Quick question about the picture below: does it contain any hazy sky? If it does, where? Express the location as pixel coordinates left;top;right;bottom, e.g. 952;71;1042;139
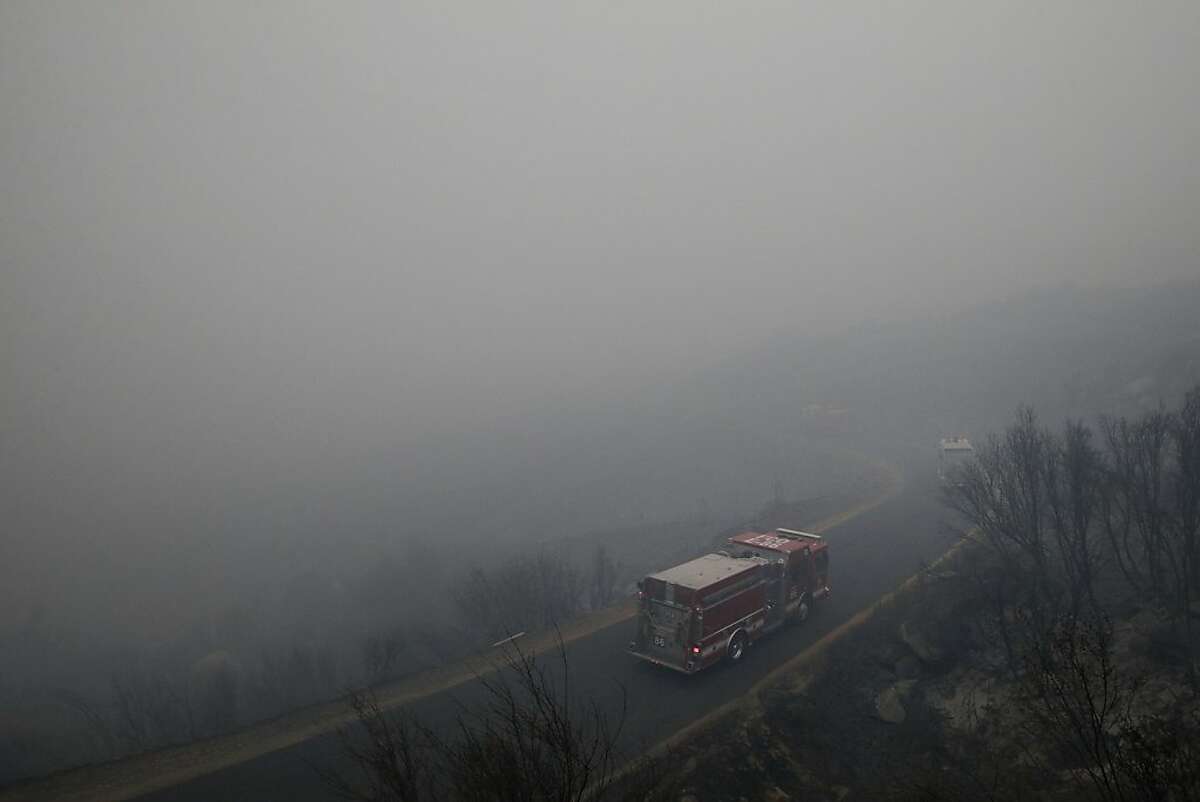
3;1;1199;489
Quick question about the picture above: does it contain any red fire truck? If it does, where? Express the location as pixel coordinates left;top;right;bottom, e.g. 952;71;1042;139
628;528;830;673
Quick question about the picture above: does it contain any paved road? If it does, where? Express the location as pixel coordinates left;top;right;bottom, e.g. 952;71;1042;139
134;455;953;801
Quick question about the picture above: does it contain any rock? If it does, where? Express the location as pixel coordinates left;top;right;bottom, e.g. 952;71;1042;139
877;679;919;724
896;654;921;679
866;640;907;672
1156;681;1187;711
764;788;791;802
900;620;944;664
877;685;908;724
925;669;995;732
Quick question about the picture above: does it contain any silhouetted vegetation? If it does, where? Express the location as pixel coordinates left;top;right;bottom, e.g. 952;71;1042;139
929;388;1200;800
319;639;677;801
454;549;586;641
946;388;1200;688
589;544;622;610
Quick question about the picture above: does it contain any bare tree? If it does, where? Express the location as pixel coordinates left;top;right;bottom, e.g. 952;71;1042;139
319;638;675;801
1116;707;1200;802
946;398;1200;675
109;667;196;752
589;545;620;610
944;407;1064;672
1101;408;1173;601
363;627;409;682
442;643;625;802
317;691;435;802
1010;610;1200;802
1012;612;1136;801
1102;389;1200;687
1045;419;1105;618
55;688;119;762
1169;388;1200;688
455;550;584;641
905;610;1200;802
946;409;1055;582
944;391;1200;800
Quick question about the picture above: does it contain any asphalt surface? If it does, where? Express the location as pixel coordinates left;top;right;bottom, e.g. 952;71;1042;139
132;454;953;801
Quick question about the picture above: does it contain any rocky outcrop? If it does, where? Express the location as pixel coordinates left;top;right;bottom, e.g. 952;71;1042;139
924;667;998;733
895;654;921;679
876;679;917;724
899;619;944;664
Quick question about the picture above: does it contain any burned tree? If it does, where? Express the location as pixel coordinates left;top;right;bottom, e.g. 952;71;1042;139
1045;419;1106;618
1102;388;1200;688
942;389;1200;800
589;544;620;610
455;550;585;641
319;639;675;802
943;407;1064;673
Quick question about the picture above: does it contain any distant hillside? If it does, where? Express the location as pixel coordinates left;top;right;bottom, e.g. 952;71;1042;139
686;280;1200;448
328;280;1200;558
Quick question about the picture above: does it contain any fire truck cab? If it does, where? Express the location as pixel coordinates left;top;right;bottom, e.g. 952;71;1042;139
726;528;830;628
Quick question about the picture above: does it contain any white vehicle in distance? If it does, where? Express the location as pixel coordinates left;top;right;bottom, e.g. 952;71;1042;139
938;436;974;484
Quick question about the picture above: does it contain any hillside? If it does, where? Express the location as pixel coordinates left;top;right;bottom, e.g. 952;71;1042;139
663;541;1198;801
660;381;1200;802
689;280;1200;445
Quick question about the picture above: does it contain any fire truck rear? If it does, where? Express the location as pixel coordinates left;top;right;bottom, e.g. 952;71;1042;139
628;553;768;673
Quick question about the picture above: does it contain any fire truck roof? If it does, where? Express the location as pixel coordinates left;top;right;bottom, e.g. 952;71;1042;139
729;529;827;554
648;553;764;590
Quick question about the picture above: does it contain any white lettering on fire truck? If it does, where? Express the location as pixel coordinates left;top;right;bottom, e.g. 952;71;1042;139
747;534;791;549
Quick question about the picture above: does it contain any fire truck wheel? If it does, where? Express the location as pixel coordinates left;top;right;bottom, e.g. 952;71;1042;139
795;596;811;623
727;631;747;662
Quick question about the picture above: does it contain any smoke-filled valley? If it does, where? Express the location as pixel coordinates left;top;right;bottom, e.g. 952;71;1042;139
3;2;1199;798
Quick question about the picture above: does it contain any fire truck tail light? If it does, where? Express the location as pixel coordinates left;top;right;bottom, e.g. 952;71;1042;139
691;645;701;655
